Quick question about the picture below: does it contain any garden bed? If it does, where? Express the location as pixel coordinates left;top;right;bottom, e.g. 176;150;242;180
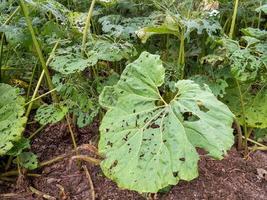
1;122;266;200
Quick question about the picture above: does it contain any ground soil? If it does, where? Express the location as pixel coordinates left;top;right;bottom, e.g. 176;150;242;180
0;122;266;200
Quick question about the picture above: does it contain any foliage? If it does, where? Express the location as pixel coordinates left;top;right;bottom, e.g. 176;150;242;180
15;151;38;170
35;103;68;125
0;0;266;194
0;83;27;156
99;52;234;192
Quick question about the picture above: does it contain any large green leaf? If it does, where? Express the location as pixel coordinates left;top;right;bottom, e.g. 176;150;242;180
98;52;234;193
0;84;27;156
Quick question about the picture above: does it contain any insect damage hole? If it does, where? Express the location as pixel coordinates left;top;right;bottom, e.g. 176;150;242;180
197;101;209;112
182;112;200;122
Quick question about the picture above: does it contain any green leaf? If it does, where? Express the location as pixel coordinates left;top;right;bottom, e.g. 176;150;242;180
98;52;234;193
35;103;68;125
50;52;98;74
241;28;267;40
224;83;267;128
52;73;99;128
254;128;267;142
190;75;228;98
256;4;267;14
0;84;27;156
230;49;261;82
17;152;38;170
99;86;118;109
50;39;136;74
99;14;159;40
90;39;137;62
25;0;69;23
7;137;30;156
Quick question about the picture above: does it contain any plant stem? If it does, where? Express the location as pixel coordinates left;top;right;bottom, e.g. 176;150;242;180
178;32;185;79
81;0;97;56
82;165;95;200
257;1;262;28
66;115;78;150
235;79;248;155
19;0;57;102
235;119;243;150
28;125;45;140
3;7;20;25
25;41;59;118
25;88;57;107
242;136;267;148
0;34;4;82
26;61;38;100
229;0;239;39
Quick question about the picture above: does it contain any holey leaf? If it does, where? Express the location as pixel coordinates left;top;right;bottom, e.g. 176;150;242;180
0;84;27;156
98;52;234;193
35;103;68;125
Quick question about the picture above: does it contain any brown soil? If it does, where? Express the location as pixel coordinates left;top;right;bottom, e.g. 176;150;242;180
0;122;266;200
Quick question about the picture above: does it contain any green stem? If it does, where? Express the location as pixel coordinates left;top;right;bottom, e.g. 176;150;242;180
26;61;38;100
25;88;57;106
235;79;248;155
19;0;57;102
25;41;59;118
81;0;97;56
0;34;4;82
66;115;78;150
235;119;243;150
257;1;262;28
28;125;45;140
229;0;239;39
178;32;185;79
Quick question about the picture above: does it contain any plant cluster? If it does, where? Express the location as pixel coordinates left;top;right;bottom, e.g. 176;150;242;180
0;0;266;193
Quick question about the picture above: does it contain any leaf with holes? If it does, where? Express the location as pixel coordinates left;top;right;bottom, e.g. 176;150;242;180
98;52;234;193
35;103;68;125
16;152;38;170
50;52;98;75
0;84;27;156
7;137;30;156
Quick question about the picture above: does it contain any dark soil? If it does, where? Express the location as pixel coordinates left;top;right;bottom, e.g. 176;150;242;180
0;122;266;200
